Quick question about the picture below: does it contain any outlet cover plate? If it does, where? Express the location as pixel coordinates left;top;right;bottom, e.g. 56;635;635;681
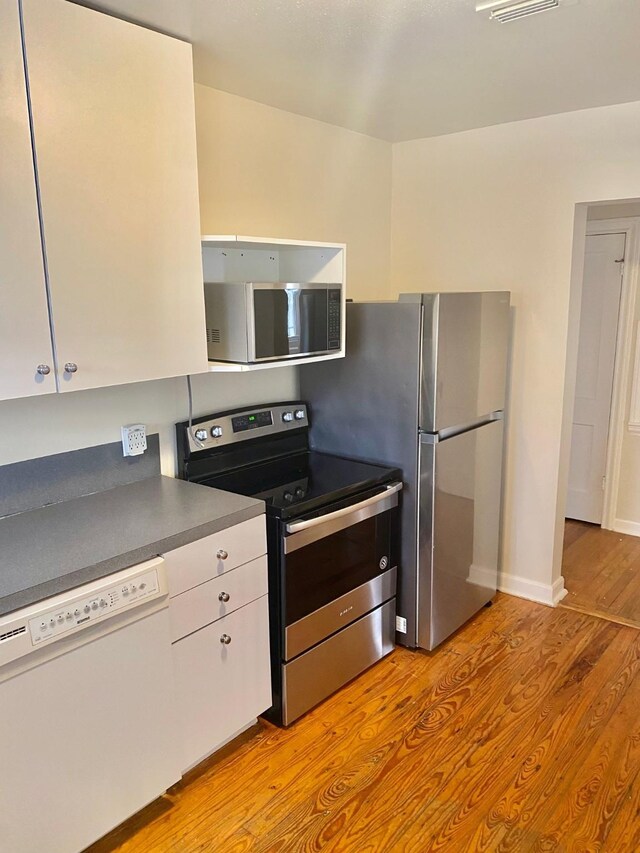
121;424;147;457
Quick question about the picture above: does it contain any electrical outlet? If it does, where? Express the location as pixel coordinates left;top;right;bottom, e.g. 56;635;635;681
395;615;407;634
121;424;147;457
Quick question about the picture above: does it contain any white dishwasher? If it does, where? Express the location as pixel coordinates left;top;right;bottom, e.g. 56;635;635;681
0;557;181;853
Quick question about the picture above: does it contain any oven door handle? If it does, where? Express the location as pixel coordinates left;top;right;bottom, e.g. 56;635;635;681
285;482;403;535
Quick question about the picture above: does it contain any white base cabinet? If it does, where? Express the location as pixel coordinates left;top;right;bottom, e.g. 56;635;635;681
173;595;271;772
164;516;272;773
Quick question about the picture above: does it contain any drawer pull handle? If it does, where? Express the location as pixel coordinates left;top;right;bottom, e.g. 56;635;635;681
220;633;232;645
217;549;229;560
218;592;230;603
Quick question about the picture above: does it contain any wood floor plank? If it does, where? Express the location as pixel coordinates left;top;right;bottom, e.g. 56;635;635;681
469;621;640;852
307;613;614;853
87;595;640;853
562;520;640;627
247;606;601;852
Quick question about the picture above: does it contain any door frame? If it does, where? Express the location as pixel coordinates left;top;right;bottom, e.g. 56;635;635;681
585;218;640;530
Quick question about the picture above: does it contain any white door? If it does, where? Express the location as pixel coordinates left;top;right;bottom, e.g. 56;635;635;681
566;232;625;523
21;0;207;393
0;0;56;400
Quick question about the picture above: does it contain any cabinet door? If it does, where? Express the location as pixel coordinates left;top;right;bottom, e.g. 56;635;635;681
21;0;207;393
0;0;55;400
173;595;272;772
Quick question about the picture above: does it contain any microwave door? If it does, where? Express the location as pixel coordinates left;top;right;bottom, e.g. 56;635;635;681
252;288;291;360
299;289;329;355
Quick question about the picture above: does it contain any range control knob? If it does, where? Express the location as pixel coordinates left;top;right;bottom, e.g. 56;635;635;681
194;429;208;442
284;491;294;502
66;612;73;621
84;605;91;614
295;487;305;498
282;412;294;423
91;601;99;610
211;425;223;438
99;599;107;608
57;614;65;624
294;409;305;420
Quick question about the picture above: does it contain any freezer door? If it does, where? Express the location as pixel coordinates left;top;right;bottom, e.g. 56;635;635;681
417;418;504;651
403;292;510;433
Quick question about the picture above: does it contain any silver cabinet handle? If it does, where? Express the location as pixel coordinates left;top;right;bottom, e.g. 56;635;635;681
220;633;231;645
36;364;51;375
217;549;228;560
218;591;230;603
64;362;78;374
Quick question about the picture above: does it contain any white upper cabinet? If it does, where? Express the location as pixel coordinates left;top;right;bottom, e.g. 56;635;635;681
20;0;208;393
0;0;56;400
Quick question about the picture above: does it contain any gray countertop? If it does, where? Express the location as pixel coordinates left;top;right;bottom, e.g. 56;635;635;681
0;476;264;617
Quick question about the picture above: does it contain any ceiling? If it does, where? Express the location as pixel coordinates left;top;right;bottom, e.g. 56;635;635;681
75;0;640;142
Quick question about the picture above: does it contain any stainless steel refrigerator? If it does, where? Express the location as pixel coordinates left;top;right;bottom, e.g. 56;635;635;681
299;291;511;651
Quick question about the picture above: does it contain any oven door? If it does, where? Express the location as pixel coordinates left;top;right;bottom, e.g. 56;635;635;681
249;283;342;361
282;482;401;660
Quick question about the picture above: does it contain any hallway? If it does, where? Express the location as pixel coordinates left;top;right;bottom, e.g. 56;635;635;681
562;519;640;628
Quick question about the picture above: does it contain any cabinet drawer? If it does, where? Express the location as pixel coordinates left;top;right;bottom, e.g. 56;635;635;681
169;556;268;642
164;515;266;597
173;595;272;772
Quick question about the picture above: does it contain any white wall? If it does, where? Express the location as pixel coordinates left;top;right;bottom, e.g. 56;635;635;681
0;85;392;473
391;100;640;603
195;85;392;301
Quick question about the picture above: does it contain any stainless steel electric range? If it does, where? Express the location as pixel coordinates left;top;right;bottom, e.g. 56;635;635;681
176;401;402;725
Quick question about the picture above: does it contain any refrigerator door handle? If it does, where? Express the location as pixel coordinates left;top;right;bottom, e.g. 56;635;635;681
420;411;504;444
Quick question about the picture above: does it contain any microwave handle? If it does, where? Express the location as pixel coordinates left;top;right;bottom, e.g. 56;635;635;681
285;482;403;534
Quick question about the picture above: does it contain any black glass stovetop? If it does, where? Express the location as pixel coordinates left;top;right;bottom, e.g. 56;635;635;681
200;451;401;520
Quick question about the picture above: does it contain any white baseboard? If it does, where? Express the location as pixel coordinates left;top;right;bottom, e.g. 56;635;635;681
497;573;567;607
612;518;640;538
467;564;497;588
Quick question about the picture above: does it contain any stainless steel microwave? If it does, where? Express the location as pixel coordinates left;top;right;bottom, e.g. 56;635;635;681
204;281;343;364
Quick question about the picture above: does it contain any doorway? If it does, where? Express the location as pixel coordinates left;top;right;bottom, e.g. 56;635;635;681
565;230;625;525
562;209;640;626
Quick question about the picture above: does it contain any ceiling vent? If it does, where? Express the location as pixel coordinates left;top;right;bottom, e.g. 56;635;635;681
476;0;571;23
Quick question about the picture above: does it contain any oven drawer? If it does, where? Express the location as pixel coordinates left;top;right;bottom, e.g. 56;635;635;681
163;515;267;597
281;598;395;725
169;555;268;642
285;566;396;660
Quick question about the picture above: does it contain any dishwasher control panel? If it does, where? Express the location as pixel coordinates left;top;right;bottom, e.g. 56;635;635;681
29;567;160;645
0;558;167;671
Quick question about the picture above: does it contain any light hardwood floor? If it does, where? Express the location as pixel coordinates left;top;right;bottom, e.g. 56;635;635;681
562;519;640;627
88;593;640;853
